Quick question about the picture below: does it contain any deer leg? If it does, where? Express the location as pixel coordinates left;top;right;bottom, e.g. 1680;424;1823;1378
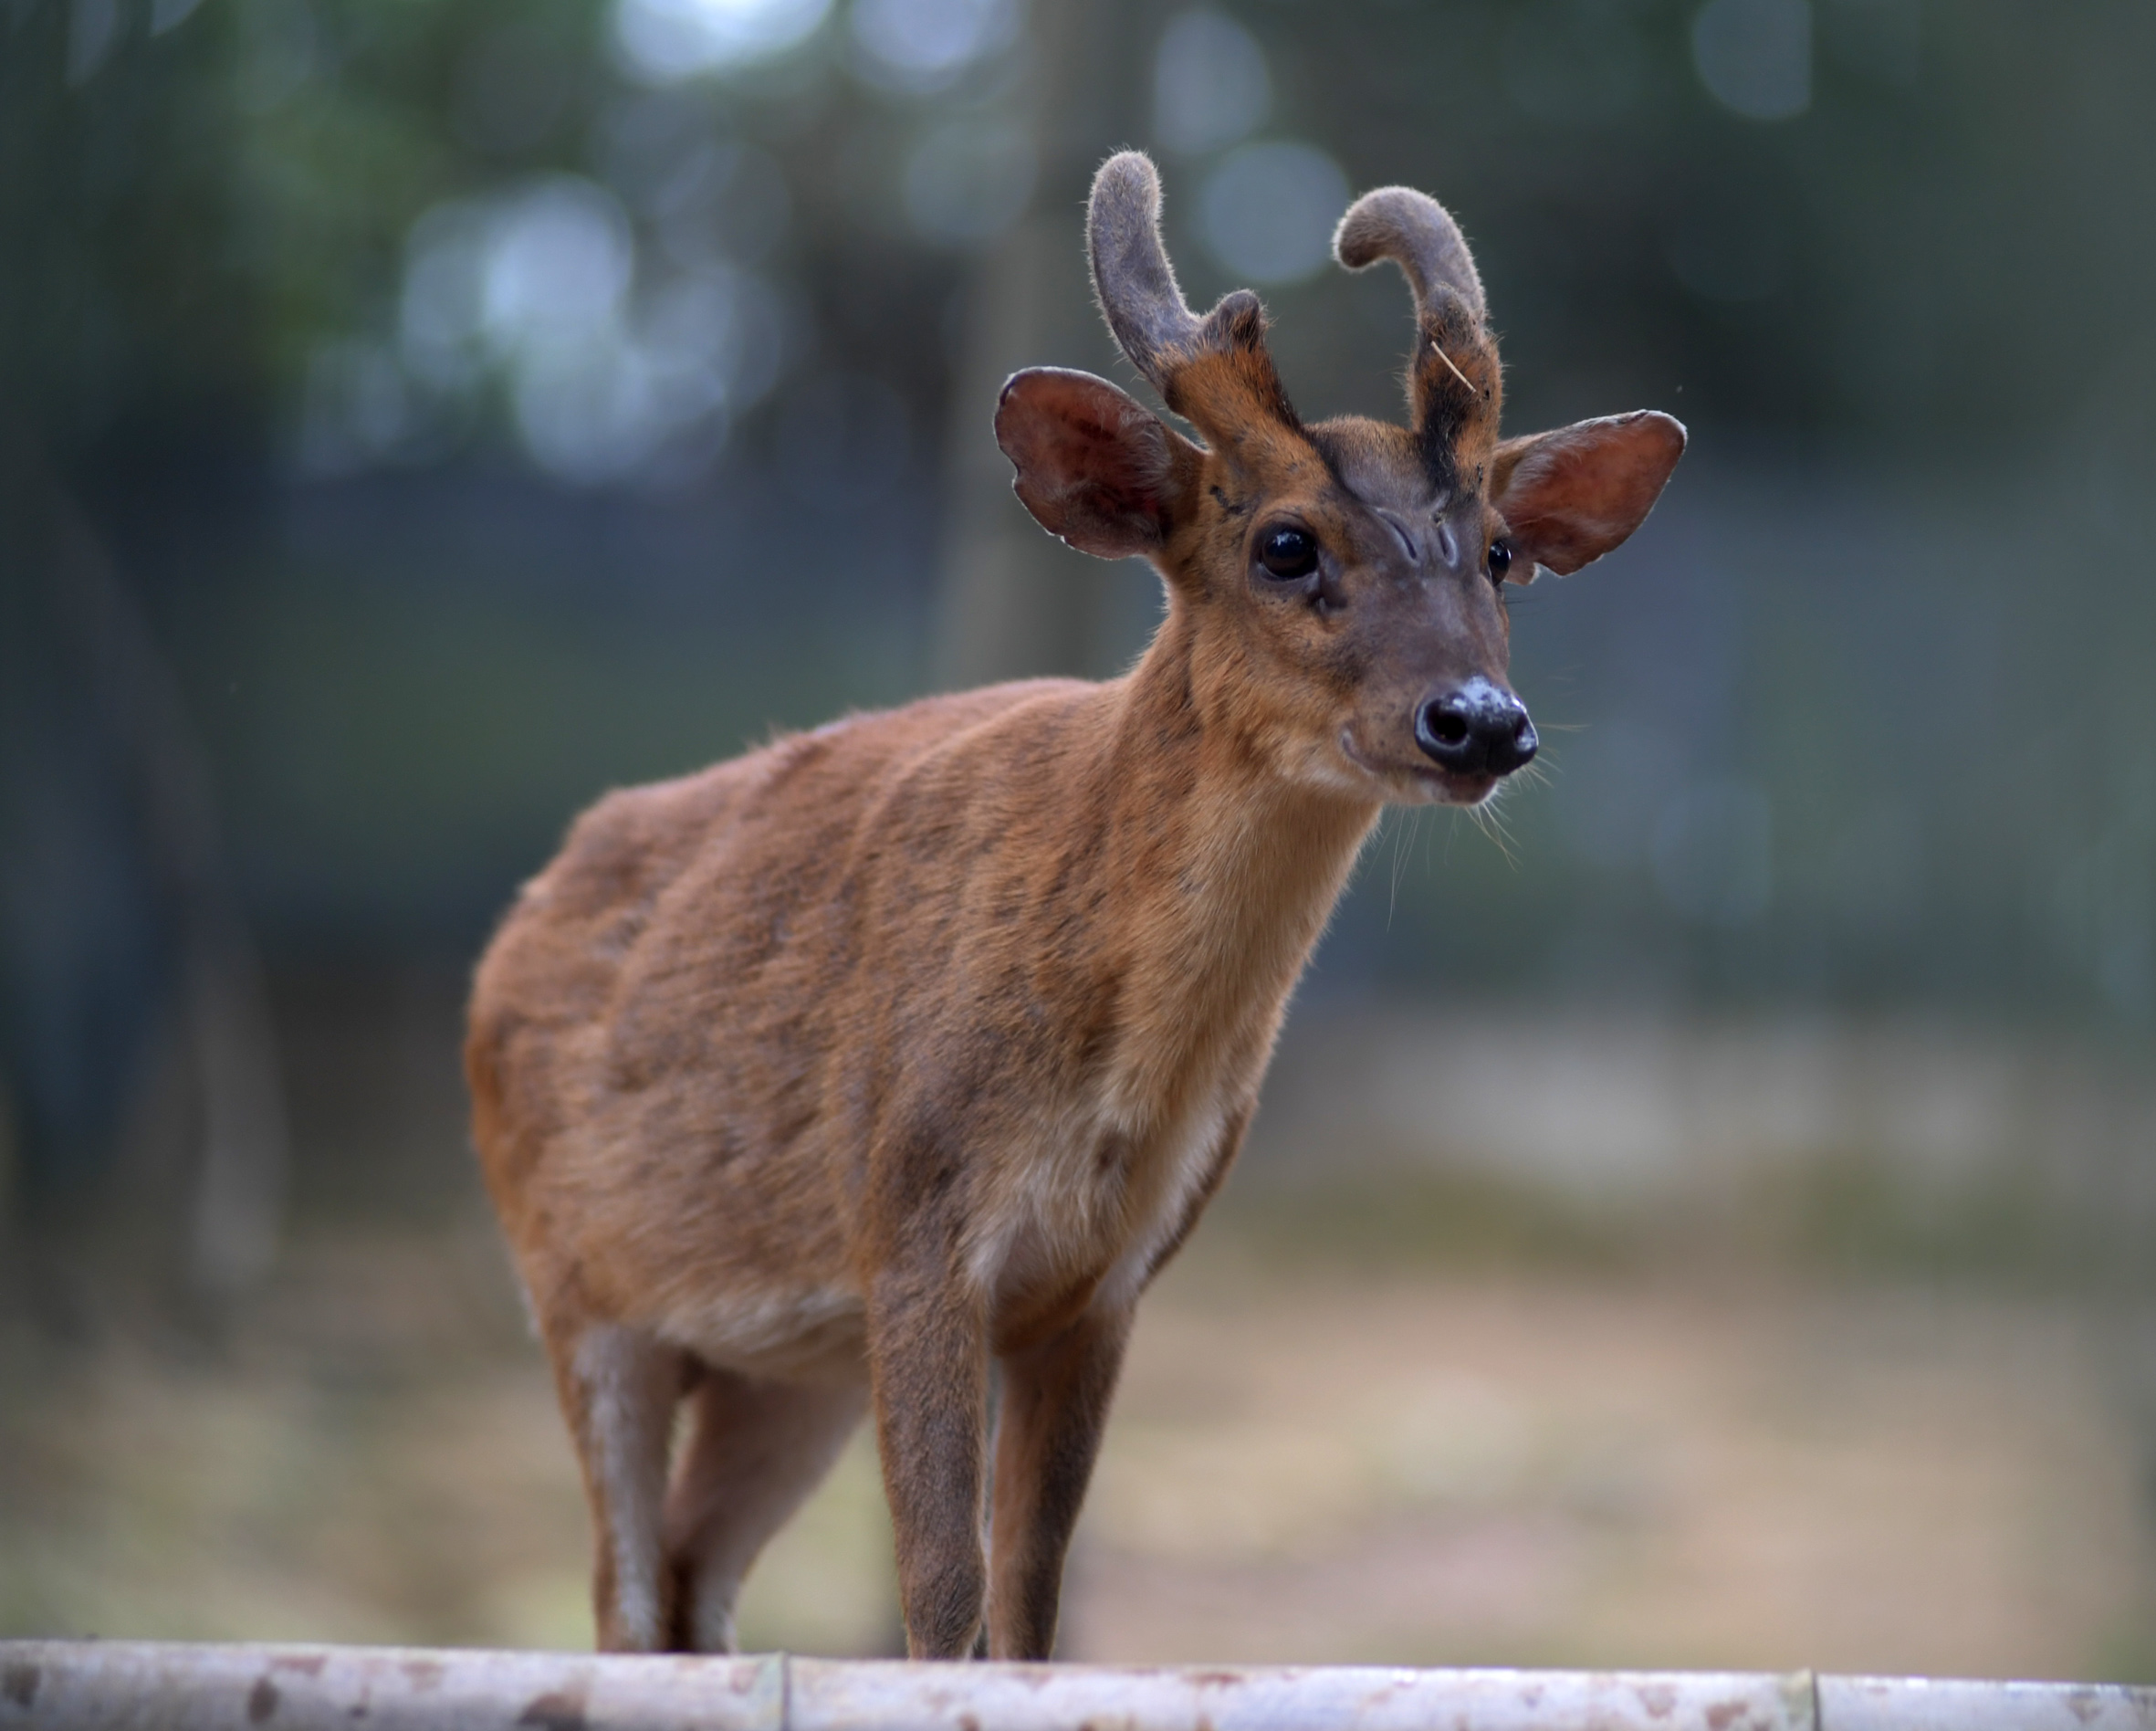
661;1369;867;1652
983;1306;1133;1660
553;1322;688;1652
867;1269;990;1659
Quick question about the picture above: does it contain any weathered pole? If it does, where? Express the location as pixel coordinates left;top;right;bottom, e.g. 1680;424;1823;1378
4;1644;2152;1731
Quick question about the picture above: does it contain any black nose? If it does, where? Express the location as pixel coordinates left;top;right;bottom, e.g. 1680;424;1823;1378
1415;678;1538;776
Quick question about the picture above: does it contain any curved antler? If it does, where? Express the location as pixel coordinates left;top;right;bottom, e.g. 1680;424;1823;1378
1086;152;1299;439
1333;185;1485;326
1334;184;1500;486
1087;152;1202;401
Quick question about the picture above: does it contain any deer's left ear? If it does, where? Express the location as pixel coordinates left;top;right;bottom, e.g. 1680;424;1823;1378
1490;411;1686;577
996;367;1202;561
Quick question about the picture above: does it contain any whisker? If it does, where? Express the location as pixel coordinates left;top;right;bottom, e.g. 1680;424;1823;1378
1486;782;1531;857
1468;800;1521;870
1387;805;1410;928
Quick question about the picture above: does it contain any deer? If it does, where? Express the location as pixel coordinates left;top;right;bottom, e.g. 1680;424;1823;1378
466;150;1684;1663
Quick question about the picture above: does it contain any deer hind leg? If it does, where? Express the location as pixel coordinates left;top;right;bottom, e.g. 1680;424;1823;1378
661;1369;868;1652
554;1322;690;1652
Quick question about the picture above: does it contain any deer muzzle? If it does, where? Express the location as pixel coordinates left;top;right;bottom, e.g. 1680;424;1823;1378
1414;676;1538;778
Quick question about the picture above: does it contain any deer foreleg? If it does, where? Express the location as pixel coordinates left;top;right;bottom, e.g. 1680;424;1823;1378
868;1264;990;1659
985;1305;1133;1660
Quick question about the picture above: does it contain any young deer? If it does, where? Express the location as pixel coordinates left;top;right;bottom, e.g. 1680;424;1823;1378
466;152;1683;1663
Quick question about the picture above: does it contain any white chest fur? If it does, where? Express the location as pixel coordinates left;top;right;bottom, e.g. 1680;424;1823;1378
962;1076;1236;1323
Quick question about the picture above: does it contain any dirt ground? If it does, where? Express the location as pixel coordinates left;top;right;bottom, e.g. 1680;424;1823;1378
3;1217;2151;1681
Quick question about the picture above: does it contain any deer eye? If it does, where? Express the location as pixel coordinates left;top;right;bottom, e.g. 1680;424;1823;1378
1487;539;1513;585
1257;525;1319;582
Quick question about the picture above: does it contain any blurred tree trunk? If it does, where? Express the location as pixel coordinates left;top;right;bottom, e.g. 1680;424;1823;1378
0;427;288;1294
930;0;1161;691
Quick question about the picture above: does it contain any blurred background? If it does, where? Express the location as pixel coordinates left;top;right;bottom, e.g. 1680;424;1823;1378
4;0;2154;1681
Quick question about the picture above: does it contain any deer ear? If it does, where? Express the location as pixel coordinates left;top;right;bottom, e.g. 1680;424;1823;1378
996;367;1198;560
1490;410;1686;577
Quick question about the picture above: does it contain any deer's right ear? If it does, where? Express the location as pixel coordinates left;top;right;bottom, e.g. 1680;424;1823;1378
997;367;1198;560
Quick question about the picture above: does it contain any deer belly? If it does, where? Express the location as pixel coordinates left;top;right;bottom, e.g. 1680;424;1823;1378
655;1283;868;1382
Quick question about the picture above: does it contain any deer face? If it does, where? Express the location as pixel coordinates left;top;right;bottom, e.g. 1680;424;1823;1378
997;153;1685;807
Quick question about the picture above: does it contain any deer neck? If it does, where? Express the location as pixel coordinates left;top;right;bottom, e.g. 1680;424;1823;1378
1096;608;1381;1103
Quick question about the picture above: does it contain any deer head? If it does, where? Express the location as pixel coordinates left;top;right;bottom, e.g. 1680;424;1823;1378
995;151;1685;806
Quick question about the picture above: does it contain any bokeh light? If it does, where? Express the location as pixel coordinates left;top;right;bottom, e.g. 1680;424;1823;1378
610;0;832;82
1152;8;1271;158
1198;139;1348;284
375;177;786;483
849;0;1022;93
1692;0;1813;121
